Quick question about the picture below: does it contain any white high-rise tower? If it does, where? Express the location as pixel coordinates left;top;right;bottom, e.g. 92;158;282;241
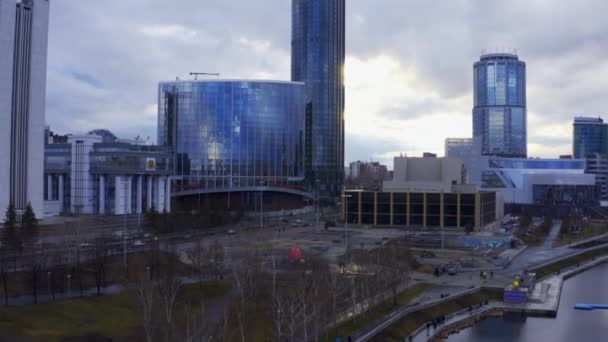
0;0;49;217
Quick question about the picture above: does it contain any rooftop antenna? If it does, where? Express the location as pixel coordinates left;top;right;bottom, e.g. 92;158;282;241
190;72;220;80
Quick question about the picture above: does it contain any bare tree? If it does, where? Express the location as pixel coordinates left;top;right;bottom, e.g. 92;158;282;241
207;240;224;280
157;268;182;341
136;279;157;342
187;238;207;284
230;245;262;342
26;247;48;304
378;243;412;306
93;236;109;296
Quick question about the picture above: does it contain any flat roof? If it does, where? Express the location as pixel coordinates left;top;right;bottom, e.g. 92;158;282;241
159;79;306;86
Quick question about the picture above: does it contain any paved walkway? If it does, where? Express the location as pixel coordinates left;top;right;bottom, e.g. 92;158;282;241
542;222;562;249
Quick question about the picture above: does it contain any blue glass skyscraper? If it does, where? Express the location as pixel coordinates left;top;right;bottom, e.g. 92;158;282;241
291;0;345;195
473;53;527;158
573;117;608;158
158;80;306;192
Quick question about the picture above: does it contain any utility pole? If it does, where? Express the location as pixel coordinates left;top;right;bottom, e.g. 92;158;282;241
123;177;129;267
316;179;321;227
260;181;265;232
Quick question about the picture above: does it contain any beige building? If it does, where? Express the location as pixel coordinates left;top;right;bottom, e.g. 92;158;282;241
384;155;467;192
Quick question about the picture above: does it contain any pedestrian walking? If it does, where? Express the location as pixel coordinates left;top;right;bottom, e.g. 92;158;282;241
490;271;494;279
432;320;437;330
479;271;483;279
426;322;430;336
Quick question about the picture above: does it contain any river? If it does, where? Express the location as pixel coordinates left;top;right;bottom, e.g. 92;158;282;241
448;262;608;342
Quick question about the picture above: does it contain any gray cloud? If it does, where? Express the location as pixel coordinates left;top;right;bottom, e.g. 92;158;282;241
46;0;608;164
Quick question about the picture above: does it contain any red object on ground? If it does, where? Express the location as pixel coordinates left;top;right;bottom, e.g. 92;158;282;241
288;246;303;263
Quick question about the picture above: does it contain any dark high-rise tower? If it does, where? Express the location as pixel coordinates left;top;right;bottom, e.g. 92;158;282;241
291;0;345;196
473;52;527;158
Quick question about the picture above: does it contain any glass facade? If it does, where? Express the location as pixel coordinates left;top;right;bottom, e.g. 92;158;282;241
573;117;608;159
473;53;527;157
292;0;345;195
158;80;306;192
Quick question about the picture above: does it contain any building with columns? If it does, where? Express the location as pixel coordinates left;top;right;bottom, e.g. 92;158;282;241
44;130;172;216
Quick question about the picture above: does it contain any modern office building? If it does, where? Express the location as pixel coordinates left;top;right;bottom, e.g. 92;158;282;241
573;117;608;158
572;117;608;201
473;52;527;158
476;157;596;205
158;80;311;211
444;138;484;184
44;130;172;216
348;155;503;229
342;190;498;230
292;0;346;196
0;0;49;217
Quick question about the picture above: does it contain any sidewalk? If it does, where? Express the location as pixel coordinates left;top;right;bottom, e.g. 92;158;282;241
410;302;499;342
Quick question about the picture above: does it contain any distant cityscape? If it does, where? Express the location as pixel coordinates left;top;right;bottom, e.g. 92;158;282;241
2;1;608;342
2;0;607;220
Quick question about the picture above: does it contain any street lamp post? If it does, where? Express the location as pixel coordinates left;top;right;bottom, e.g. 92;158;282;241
259;181;265;232
67;274;71;298
316;180;321;227
342;194;352;251
123;178;129;267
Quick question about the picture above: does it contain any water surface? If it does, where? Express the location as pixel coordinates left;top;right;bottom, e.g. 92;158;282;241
448;262;608;342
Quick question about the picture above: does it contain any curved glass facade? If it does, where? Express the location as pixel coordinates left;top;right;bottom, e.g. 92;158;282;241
292;0;345;195
158;80;306;192
473;53;527;157
573;117;608;158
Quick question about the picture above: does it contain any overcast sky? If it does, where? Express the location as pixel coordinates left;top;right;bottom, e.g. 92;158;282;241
46;0;608;168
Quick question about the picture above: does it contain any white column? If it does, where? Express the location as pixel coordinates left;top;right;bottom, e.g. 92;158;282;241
99;175;105;214
47;174;53;200
155;177;165;212
147;176;153;211
58;175;64;212
114;176;122;215
165;176;171;213
126;176;132;215
137;175;143;214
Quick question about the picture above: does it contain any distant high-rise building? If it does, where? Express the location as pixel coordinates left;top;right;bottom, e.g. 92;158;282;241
473;52;527;158
573;117;608;201
0;0;49;216
291;0;345;196
445;138;481;184
572;117;608;159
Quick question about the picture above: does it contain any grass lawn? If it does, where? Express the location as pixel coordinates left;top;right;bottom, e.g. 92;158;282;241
322;283;431;342
519;234;542;247
370;289;503;342
0;279;232;342
532;247;608;279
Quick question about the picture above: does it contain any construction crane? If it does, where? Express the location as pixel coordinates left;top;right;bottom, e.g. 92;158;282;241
189;72;220;80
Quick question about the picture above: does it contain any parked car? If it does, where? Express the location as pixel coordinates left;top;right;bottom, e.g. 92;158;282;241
227;229;236;235
133;240;146;247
